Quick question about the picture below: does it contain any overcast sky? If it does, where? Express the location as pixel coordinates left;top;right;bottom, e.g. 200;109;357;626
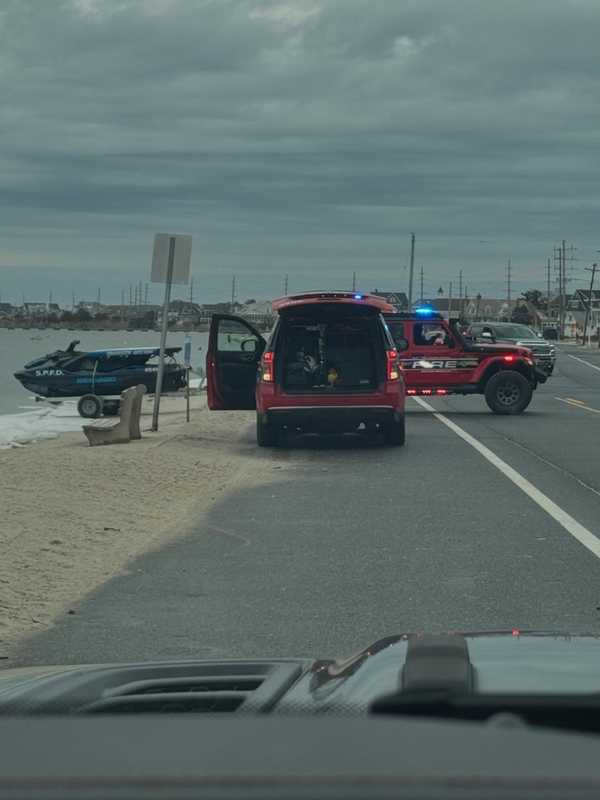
1;0;600;305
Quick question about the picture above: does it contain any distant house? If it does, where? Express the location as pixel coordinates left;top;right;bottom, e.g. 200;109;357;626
460;298;516;322
23;302;49;316
569;289;600;312
372;291;409;310
0;302;16;318
168;300;202;319
200;302;235;315
77;301;102;315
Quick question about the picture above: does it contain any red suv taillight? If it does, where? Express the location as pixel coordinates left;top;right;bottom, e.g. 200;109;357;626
261;350;274;382
386;349;400;382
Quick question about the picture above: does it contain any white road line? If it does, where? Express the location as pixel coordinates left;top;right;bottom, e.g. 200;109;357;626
568;354;600;373
413;397;600;560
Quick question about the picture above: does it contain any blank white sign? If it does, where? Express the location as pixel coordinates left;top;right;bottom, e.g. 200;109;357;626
151;233;192;285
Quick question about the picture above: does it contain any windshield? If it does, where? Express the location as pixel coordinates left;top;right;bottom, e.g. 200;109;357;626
492;325;538;339
2;0;600;699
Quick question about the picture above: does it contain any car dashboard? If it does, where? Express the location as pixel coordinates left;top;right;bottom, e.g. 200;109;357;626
3;633;600;800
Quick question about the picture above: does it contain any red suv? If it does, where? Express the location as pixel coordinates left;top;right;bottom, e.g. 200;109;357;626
206;292;406;447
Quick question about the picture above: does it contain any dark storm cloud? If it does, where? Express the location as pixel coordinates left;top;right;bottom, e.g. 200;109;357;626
1;0;599;302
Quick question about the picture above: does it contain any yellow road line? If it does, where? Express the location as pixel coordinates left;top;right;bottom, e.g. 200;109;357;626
555;397;600;415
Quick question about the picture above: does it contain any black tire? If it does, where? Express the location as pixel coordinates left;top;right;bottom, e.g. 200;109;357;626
77;394;103;418
386;415;406;446
484;370;533;414
256;414;276;447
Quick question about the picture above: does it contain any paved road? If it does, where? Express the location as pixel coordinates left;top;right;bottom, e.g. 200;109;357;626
12;345;600;664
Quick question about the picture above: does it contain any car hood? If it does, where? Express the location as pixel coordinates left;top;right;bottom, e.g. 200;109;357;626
464;342;531;356
2;632;600;714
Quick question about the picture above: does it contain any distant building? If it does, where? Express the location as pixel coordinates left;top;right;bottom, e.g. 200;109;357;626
23;302;49;316
0;302;16;318
372;291;409;310
459;297;516;322
77;301;102;314
169;300;202;319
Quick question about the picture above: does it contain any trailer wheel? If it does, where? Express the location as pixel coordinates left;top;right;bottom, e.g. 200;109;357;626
77;394;103;418
484;370;532;414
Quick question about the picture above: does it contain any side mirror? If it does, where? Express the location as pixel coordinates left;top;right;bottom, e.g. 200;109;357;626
241;338;257;353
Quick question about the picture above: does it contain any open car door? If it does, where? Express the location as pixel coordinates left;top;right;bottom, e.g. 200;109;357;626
206;315;266;409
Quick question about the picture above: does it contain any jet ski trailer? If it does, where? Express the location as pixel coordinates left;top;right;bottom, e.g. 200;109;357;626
14;340;187;418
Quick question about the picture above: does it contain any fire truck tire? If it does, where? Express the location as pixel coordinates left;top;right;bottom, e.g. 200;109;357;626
484;370;532;414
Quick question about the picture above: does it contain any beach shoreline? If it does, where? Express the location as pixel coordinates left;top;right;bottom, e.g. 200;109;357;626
1;395;270;658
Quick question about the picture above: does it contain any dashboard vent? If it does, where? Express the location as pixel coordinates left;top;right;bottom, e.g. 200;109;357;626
78;662;303;714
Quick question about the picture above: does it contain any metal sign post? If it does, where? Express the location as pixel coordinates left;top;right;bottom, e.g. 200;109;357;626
184;334;192;423
150;233;192;432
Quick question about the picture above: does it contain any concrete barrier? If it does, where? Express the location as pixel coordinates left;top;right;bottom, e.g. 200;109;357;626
129;385;146;440
83;385;144;446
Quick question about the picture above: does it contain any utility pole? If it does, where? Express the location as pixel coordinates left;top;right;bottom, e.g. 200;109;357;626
448;281;453;320
231;275;236;311
546;257;551;316
419;266;424;302
506;258;512;305
458;269;463;316
138;280;143;307
561;240;567;338
352;271;356;292
554;245;563;337
407;233;416;309
129;284;133;306
189;277;194;304
144;283;149;306
97;287;101;306
284;274;289;295
72;291;75;310
583;264;597;346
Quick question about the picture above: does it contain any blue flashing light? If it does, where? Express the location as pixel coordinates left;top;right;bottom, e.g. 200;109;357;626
414;306;435;315
353;293;364;300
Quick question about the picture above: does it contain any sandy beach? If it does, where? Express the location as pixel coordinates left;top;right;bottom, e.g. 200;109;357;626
0;395;271;657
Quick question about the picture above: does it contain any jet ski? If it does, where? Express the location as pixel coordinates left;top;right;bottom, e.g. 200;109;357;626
14;340;187;414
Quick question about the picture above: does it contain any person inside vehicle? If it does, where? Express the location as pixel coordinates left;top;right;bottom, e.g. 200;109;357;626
414;323;452;347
